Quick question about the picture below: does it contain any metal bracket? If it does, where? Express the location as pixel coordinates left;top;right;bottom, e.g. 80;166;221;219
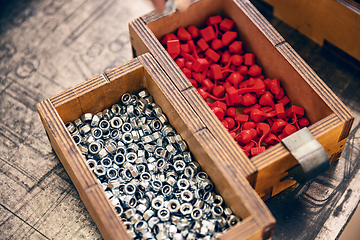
281;127;330;183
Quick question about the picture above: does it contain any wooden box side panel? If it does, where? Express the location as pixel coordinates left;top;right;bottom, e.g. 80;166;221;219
36;100;97;191
253;114;345;199
261;0;360;61
80;186;130;240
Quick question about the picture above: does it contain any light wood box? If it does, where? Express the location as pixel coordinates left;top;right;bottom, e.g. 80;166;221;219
37;53;275;240
129;0;354;200
254;0;360;61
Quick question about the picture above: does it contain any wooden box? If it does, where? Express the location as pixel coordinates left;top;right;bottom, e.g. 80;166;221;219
253;0;360;61
129;0;354;200
37;53;275;240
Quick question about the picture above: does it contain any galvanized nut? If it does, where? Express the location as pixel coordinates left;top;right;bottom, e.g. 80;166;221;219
191;208;203;220
167;199;180;213
151;196;164;210
180;203;193;216
157;208;170;222
86;159;97;171
143;209;155;221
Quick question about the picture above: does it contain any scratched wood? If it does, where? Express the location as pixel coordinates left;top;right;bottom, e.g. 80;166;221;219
128;0;354;200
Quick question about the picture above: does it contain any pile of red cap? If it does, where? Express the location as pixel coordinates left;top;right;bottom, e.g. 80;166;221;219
161;15;310;157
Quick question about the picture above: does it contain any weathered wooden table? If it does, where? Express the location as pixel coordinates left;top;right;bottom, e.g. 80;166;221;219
0;0;359;239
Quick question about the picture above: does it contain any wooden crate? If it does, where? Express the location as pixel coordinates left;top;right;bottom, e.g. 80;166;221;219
129;0;354;200
253;0;360;61
37;53;275;240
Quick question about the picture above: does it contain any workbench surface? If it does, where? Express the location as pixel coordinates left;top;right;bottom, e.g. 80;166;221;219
0;0;359;239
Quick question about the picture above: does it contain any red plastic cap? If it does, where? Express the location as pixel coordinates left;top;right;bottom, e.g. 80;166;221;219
206;15;222;25
205;48;221;62
229;41;243;54
219;18;235;32
187;26;199;39
222;31;237;46
200;26;216;42
161;33;178;45
244;53;255;65
177;27;192;41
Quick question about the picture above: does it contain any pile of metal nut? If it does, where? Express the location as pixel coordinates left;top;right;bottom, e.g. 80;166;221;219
65;90;241;240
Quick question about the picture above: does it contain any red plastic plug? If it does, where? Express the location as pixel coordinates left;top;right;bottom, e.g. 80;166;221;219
175;58;185;68
200;26;216;42
226;107;236;118
187;26;199;39
240;93;257;106
210;64;222;80
211;38;223;50
167;39;180;59
275;103;286;119
286;105;304;118
248;64;262;77
222;31;237;46
161;33;178;45
212;106;225;120
205;48;221;62
229;41;242;54
197;38;209;51
244;53;255;65
259;91;275;108
219;18;235;32
193;58;209;72
206;15;222;25
177;27;192;41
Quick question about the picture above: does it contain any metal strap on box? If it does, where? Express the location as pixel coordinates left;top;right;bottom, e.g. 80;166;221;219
281;127;330;183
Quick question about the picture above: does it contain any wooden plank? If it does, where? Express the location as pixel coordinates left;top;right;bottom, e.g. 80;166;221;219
36;99;97;192
260;0;360;61
193;128;275;238
81;185;131;240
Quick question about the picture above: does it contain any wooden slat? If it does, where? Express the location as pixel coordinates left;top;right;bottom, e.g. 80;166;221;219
231;0;285;46
276;43;354;123
82;185;131;240
219;217;262;240
194;129;275;237
36;99;97;190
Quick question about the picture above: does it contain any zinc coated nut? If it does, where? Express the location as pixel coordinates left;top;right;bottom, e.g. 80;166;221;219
99;119;110;131
131;213;142;224
65;122;76;133
213;195;223;206
191;208;203;220
126;152;137;163
91;114;101;127
212;206;224;217
72;134;82;145
180;190;193;203
124;183;136;195
134;220;148;234
107;168;118;179
151;197;164;210
81;113;93;122
180;203;193;216
148;217;160;229
122;132;133;144
167;199;180;213
86;159;97;171
94;165;106;177
157;208;170;222
124;208;136;219
114;204;123;216
113;153;126;165
91;127;103;139
122;122;132;133
227;215;240;227
100;157;112;168
143;209;155;221
73;118;83;127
